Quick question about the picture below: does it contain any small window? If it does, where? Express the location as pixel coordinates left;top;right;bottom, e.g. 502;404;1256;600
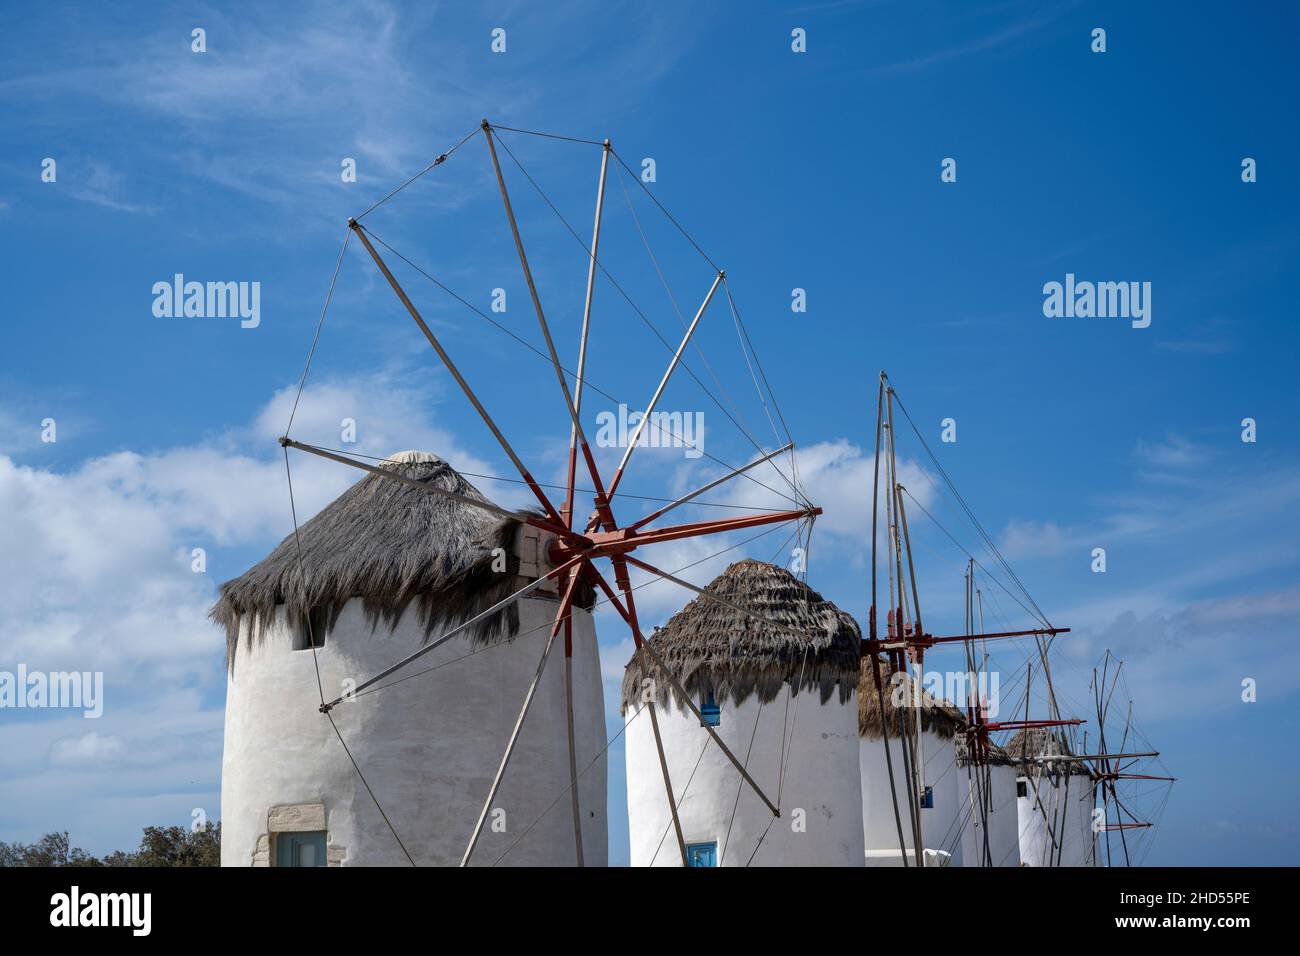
920;785;934;809
700;687;720;727
686;841;717;867
1017;779;1028;798
295;607;329;650
277;831;327;867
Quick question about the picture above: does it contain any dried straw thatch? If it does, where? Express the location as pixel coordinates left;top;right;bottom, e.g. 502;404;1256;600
953;733;1013;767
619;560;860;714
211;450;587;669
1005;727;1090;776
857;658;967;740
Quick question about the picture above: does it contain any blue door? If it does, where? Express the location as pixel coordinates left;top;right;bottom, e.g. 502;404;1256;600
277;831;327;867
686;841;717;867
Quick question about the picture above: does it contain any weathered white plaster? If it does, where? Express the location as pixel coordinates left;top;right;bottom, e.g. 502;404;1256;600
1016;772;1097;867
860;730;965;866
958;763;1020;867
221;593;606;866
625;687;864;866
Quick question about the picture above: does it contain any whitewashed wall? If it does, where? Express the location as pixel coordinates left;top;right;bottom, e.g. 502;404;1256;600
1059;774;1099;867
221;595;606;866
959;763;1021;867
625;687;863;866
1016;772;1097;867
861;730;963;866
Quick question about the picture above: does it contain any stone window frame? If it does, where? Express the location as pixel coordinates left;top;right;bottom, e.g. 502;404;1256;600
250;802;346;867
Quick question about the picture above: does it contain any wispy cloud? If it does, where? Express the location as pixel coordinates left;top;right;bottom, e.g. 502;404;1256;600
859;0;1081;77
1134;434;1210;470
62;160;148;213
0;1;702;226
0;368;520;851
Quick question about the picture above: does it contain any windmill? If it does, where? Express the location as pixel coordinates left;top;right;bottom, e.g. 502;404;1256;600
277;120;819;867
1084;650;1177;866
861;371;1077;866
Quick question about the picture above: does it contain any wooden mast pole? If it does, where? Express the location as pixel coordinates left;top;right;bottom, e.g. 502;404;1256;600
896;482;927;866
973;566;993;865
868;372;910;865
559;136;611;869
885;385;924;865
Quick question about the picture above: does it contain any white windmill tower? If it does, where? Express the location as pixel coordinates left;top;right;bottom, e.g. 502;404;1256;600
1007;728;1097;867
858;657;967;866
214;451;607;866
954;735;1021;867
621;560;863;867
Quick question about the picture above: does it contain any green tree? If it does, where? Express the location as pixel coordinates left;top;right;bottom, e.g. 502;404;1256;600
0;821;220;867
132;823;221;867
0;831;103;867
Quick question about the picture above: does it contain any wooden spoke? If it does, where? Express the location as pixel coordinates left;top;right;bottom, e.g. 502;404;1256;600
483;121;614;523
626;442;794;532
605;272;724;504
318;553;585;710
461;568;584;866
348;221;568;528
588;564;780;820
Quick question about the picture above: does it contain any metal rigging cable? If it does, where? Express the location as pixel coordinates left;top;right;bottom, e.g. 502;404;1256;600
491;129;808;506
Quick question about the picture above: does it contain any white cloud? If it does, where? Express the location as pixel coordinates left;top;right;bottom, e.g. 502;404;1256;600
49;731;126;766
0;2;703;224
723;438;933;547
1135;434;1209;470
1054;585;1300;724
0;369;531;852
1000;518;1070;560
63;160;148;214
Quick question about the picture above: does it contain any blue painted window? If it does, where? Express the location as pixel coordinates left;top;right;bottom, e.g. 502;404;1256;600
686;841;717;867
277;831;327;867
920;786;934;809
700;687;720;727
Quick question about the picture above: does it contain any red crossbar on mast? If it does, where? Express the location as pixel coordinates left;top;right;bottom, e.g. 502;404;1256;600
984;718;1086;732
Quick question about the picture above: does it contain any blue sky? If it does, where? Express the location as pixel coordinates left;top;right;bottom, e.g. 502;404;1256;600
1;0;1297;866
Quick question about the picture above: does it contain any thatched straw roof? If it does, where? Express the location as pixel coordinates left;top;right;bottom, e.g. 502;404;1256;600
619;560;860;714
1005;728;1090;776
953;734;1013;767
211;450;583;669
857;658;968;739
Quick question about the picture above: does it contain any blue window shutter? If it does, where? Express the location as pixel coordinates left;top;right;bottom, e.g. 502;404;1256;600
686;841;717;867
920;786;934;809
700;687;721;727
277;831;327;867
